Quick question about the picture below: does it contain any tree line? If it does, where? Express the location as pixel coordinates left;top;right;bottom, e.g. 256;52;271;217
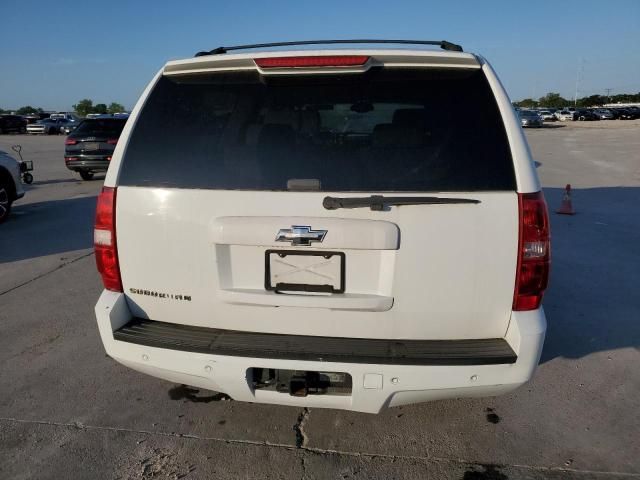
514;92;640;109
0;99;126;116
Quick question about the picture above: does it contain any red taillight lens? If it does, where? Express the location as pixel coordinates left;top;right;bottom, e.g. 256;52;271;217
513;192;550;311
94;187;122;292
65;138;77;145
255;55;369;68
107;138;118;145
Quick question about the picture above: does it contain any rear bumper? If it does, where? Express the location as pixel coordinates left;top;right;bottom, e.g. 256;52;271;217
65;157;110;171
95;291;546;413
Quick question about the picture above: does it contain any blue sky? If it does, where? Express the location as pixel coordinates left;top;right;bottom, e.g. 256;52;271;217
1;0;638;111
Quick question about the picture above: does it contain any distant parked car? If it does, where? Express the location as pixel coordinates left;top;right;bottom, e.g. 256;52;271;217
600;109;622;120
611;108;637;120
574;109;599;121
50;112;81;122
64;118;127;180
519;110;543;127
592;109;614;120
538;110;556;121
27;118;66;134
23;115;41;125
60;122;79;135
626;106;640;118
60;122;81;135
555;110;574;121
0;115;27;134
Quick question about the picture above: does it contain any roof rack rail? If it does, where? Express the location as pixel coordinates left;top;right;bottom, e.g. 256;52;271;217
194;39;463;57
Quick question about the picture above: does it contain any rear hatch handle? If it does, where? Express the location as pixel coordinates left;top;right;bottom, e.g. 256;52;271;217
323;195;480;211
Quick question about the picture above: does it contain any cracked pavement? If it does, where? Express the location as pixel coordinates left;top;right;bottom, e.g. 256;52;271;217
1;128;639;479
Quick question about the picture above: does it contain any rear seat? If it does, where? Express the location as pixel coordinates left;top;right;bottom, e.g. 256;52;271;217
364;109;434;188
225;109;325;188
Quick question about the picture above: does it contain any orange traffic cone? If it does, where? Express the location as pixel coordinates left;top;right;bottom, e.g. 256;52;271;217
556;184;575;215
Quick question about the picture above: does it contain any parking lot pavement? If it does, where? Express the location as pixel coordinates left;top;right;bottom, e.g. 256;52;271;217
1;126;639;479
0;135;102;294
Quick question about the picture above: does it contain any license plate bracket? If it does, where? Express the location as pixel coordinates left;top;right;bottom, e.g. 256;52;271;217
265;250;345;294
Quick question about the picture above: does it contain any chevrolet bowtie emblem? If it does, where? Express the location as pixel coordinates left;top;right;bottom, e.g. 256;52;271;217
275;225;327;246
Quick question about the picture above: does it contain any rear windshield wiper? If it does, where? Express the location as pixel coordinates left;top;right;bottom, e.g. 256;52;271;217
323;195;480;211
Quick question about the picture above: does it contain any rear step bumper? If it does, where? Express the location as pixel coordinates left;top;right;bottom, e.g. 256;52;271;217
113;318;517;366
96;291;546;413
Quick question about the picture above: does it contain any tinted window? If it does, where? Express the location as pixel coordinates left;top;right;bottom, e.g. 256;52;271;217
73;119;126;136
119;68;515;191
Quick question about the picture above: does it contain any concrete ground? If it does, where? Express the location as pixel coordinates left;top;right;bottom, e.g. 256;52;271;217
0;122;639;479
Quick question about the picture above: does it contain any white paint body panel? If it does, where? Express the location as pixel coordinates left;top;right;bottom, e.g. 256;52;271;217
116;188;518;339
212;216;399;250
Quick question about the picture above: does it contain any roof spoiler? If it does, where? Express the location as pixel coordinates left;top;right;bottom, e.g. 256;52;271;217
194;39;463;57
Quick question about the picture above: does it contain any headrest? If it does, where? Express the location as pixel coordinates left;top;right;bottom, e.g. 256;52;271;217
244;124;262;145
392;108;428;129
264;109;299;128
372;124;400;147
258;124;295;148
372;123;426;148
299;110;320;134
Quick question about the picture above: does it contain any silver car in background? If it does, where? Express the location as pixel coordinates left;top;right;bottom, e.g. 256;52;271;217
538;110;556;121
519;110;544;127
593;109;614;120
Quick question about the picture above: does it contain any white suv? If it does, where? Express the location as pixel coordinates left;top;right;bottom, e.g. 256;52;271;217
93;40;549;413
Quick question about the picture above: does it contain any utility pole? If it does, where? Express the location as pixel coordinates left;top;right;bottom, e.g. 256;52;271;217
574;58;585;107
605;88;612;104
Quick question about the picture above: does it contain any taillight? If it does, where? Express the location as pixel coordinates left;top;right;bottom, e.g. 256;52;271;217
513;192;550;311
107;138;118;145
94;187;122;292
65;138;77;145
255;55;369;68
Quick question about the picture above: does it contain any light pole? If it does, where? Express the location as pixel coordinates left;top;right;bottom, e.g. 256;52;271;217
574;58;585;107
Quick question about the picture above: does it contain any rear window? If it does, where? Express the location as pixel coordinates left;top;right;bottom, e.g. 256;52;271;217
74;119;126;136
119;68;515;191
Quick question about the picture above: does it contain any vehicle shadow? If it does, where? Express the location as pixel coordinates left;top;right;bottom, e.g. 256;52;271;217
540;123;566;129
540;186;640;362
0;195;96;263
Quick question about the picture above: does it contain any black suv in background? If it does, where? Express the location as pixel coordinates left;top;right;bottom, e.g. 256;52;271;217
0;115;27;134
64;118;127;180
573;109;599;121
